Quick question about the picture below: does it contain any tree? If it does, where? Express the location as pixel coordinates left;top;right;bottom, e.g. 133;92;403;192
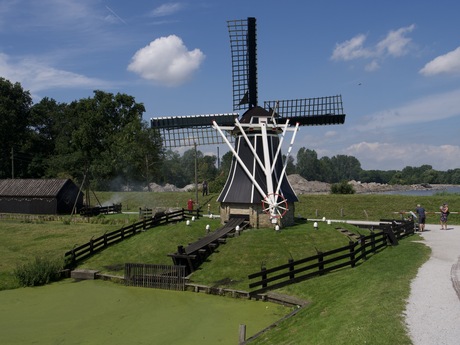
158;150;188;187
26;98;68;177
0;78;32;178
209;151;233;193
330;154;362;182
331;180;355;194
47;90;153;190
296;148;320;181
284;154;296;175
319;156;335;183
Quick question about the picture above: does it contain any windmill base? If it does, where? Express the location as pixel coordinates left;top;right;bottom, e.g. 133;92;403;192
219;202;295;229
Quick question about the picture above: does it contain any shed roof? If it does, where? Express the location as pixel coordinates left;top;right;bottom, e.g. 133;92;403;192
0;179;77;197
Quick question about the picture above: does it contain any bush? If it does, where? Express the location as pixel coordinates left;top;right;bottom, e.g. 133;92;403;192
14;256;64;287
331;181;356;194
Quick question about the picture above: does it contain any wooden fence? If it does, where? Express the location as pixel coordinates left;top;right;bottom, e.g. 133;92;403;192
248;219;414;295
80;203;122;217
124;263;186;291
139;207;200;220
64;208;187;268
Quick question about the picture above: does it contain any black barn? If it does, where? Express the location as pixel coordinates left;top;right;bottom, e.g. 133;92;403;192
0;179;83;215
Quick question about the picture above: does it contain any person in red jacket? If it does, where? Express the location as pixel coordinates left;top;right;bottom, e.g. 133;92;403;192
187;198;195;213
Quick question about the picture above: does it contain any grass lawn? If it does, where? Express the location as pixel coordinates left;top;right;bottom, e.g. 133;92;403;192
0;219;121;290
1;191;456;343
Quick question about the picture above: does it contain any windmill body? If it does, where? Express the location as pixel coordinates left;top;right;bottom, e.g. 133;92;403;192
213;106;299;228
151;17;346;229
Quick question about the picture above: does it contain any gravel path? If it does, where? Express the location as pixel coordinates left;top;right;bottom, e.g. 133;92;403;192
405;224;460;345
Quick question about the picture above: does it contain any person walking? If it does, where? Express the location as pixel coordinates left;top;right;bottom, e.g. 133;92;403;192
415;204;426;232
202;180;208;196
440;203;449;230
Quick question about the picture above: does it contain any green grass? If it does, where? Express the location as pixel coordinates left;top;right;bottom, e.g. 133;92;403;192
1;191;457;343
93;191;460;224
0;219;121;290
249;239;429;344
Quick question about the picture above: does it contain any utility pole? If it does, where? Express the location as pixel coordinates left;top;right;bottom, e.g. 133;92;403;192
11;147;14;179
194;142;199;207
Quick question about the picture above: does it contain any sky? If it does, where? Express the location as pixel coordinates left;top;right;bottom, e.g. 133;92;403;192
1;0;460;172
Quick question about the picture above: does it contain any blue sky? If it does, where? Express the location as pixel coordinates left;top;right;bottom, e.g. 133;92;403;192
1;0;459;171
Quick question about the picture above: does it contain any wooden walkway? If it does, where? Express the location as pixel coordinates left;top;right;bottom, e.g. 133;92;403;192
169;217;248;274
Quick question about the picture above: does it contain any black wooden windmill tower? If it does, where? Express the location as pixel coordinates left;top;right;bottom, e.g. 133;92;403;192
151;17;346;228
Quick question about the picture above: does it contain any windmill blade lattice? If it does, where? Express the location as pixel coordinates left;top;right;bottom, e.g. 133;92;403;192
227;17;258;111
151;113;238;148
264;96;345;126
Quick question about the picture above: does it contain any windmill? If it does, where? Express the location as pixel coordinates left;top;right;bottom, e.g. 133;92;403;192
151;17;346;228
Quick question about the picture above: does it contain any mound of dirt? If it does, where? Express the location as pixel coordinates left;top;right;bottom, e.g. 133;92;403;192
145;174;439;194
287;174;436;195
287;174;330;194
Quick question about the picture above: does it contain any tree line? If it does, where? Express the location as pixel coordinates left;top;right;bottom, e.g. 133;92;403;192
1;77;459;192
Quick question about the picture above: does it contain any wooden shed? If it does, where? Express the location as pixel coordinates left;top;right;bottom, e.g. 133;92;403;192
0;179;83;215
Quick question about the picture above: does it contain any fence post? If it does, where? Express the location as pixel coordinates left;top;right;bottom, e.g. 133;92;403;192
360;235;367;261
71;249;76;265
371;232;376;253
239;324;246;344
349;241;355;268
89;237;94;254
288;258;295;280
318;252;324;275
121;227;125;240
261;266;267;288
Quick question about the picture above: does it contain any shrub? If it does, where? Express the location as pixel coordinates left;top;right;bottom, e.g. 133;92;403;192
14;256;64;287
331;180;356;194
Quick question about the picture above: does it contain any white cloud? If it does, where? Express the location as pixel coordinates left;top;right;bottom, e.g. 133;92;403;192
331;34;372;61
0;53;110;92
331;25;415;70
151;3;184;17
419;46;460;76
325;130;338;138
354;88;460;131
375;24;415;57
365;60;380;71
127;35;205;87
345;142;460;171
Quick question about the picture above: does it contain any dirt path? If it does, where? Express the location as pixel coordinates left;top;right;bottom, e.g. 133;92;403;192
404;224;460;345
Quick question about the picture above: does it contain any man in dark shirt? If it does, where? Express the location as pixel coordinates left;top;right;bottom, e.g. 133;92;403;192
415;204;426;232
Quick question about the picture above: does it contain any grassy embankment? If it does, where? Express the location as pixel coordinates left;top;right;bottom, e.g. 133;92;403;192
1;191;458;344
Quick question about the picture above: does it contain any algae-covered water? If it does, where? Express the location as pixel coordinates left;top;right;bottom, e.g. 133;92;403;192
0;279;288;345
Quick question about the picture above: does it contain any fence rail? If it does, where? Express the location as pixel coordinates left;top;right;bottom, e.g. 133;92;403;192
248;219;414;295
64;209;188;268
80;204;122;217
125;263;186;291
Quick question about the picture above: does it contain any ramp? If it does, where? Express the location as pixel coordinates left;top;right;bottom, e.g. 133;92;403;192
169;217;248;274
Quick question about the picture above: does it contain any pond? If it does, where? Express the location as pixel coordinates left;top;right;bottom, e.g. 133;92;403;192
0;279;288;345
380;185;460;196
